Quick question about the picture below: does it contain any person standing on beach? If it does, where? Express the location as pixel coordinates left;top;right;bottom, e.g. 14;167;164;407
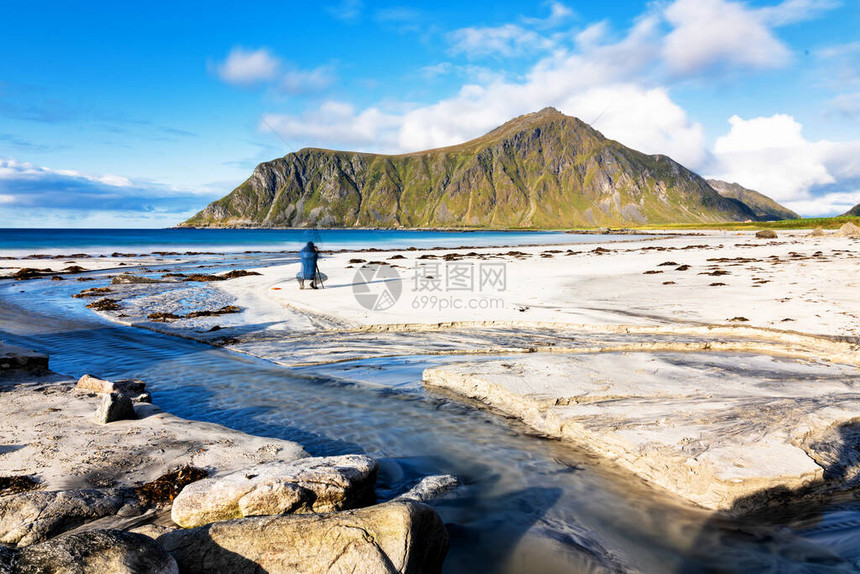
298;241;320;289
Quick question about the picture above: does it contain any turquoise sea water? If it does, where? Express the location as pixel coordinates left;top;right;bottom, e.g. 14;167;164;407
0;228;646;257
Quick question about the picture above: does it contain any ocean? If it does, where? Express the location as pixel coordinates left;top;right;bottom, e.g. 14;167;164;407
0;228;646;257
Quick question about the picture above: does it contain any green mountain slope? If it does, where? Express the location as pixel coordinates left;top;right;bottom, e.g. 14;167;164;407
706;179;799;221
182;108;756;229
844;203;860;217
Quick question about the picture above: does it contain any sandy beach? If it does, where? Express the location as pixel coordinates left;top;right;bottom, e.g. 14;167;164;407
2;227;860;571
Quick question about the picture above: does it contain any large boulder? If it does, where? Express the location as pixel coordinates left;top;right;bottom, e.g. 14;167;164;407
0;489;134;547
171;455;377;528
159;501;448;574
14;529;177;574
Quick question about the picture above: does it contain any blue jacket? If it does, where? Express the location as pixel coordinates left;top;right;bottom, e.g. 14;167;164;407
298;245;318;280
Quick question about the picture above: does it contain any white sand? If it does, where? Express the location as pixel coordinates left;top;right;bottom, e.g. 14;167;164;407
226;230;859;338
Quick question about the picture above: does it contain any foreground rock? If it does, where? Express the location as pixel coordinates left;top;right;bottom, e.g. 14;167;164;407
159;501;448;574
13;529;177;574
424;351;860;513
0;489;135;546
171;455;377;528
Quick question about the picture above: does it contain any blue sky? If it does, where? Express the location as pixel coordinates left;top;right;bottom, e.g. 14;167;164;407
1;0;859;227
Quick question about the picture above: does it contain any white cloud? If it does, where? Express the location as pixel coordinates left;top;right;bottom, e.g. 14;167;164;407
261;102;402;151
523;2;575;28
447;2;576;58
0;157;216;224
560;85;707;167
707;114;860;216
327;0;362;21
261;13;704;164
213;48;335;94
215;48;281;86
448;24;555;58
662;0;790;75
758;0;841;26
710;115;834;202
280;66;335;94
784;191;860;217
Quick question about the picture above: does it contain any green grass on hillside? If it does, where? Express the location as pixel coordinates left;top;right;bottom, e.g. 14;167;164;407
633;216;860;231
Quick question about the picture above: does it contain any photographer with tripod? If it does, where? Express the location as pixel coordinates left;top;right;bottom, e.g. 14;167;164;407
297;241;324;289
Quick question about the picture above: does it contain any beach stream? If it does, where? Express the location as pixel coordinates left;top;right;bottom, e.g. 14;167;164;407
2;268;860;573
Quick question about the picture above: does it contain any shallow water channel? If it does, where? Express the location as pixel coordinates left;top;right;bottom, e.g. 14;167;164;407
2;268;860;573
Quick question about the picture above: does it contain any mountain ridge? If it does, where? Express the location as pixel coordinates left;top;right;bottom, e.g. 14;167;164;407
182;108;757;229
706;179;799;221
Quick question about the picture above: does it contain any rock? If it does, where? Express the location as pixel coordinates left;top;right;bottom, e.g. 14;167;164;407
94;392;137;424
170;455;377;528
0;489;131;546
12;268;50;280
424;353;860;512
0;343;49;376
807;227;826;237
111;274;160;284
77;374;146;395
834;222;860;237
15;529;177;574
86;298;121;311
393;475;460;503
755;229;778;239
220;269;261;279
158;501;448;574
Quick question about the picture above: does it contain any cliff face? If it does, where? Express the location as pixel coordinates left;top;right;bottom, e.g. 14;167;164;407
706;179;799;221
182;108;756;228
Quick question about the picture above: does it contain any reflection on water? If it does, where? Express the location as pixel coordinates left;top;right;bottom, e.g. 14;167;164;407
2;277;859;573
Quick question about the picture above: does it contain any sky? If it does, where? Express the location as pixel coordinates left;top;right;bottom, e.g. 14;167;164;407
1;0;859;227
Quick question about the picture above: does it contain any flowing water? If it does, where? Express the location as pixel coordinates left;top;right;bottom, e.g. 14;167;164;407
2;255;860;572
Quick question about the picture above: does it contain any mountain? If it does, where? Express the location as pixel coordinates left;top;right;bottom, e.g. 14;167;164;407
844;203;860;217
182;108;756;229
706;179;799;221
